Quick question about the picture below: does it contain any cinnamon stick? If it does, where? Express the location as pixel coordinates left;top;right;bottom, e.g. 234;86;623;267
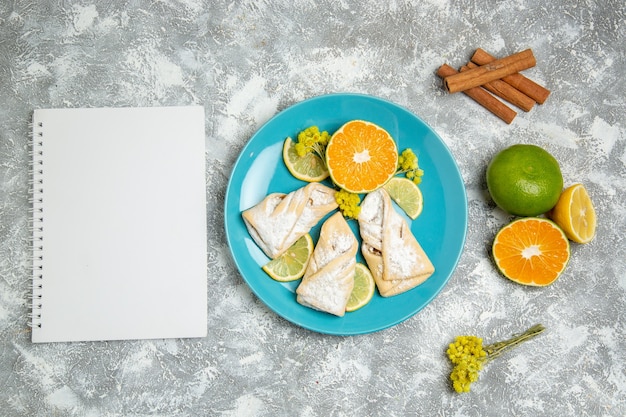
464;61;536;112
443;49;536;93
437;64;517;124
471;48;550;104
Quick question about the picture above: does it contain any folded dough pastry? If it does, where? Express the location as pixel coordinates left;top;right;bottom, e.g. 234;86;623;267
242;183;338;259
296;212;357;316
358;188;434;297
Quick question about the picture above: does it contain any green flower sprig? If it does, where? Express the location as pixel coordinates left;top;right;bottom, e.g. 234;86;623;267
397;148;424;185
335;189;361;219
446;324;546;393
294;126;331;161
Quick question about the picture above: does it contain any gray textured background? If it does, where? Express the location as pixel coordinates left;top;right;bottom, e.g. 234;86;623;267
1;1;625;416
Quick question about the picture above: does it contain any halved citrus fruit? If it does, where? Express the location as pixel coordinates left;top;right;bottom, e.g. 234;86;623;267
283;137;329;182
548;183;596;244
262;234;314;281
346;263;375;312
326;120;398;193
492;218;570;286
383;176;424;219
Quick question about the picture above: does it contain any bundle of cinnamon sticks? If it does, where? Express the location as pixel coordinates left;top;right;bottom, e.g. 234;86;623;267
437;48;550;124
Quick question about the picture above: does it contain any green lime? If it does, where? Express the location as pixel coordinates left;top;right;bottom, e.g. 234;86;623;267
486;144;563;217
383;176;424;219
346;263;375;312
282;137;329;182
262;234;313;282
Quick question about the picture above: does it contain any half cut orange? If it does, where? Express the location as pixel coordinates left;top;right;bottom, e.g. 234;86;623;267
492;217;570;286
326;120;398;193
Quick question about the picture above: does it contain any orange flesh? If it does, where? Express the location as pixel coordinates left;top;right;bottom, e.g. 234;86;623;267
326;121;398;193
493;218;570;286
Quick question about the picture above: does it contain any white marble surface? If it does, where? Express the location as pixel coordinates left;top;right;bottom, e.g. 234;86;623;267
1;1;625;416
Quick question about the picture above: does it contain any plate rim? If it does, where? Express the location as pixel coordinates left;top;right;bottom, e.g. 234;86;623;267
224;92;467;335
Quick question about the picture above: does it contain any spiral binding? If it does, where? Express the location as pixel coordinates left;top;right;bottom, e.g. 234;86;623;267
29;119;44;329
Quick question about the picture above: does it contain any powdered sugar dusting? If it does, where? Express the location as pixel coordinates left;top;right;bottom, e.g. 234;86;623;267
385;208;427;278
242;183;337;258
297;213;357;316
360;189;433;280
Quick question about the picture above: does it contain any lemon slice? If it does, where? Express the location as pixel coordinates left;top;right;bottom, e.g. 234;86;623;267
262;234;314;282
549;183;597;244
383;176;424;219
282;137;329;182
346;263;375;312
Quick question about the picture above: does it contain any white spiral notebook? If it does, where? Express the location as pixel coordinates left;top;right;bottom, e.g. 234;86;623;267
30;106;208;343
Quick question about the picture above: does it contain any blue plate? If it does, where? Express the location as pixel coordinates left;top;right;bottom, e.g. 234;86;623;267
224;93;467;335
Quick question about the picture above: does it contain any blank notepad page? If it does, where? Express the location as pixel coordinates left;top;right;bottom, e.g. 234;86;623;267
30;106;207;343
